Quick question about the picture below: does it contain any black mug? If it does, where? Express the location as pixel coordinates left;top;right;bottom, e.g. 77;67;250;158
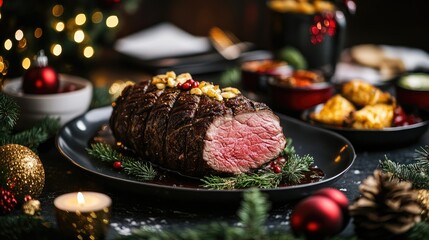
269;8;346;80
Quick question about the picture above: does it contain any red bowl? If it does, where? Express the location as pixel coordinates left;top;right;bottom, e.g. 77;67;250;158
241;59;291;93
267;77;334;112
395;73;429;110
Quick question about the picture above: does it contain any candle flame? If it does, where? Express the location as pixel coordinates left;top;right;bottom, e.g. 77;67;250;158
77;192;85;205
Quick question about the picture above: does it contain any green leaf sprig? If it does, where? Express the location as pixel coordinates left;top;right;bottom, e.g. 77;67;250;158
86;143;157;181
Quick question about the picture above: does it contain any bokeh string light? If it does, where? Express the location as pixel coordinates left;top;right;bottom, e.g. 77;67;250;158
0;1;138;77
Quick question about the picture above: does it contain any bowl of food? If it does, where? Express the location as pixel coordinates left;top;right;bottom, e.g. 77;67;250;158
240;59;292;93
395;73;429;110
3;74;93;130
267;70;334;112
302;79;429;149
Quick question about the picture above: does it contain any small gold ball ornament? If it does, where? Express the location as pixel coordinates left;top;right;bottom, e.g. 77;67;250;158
0;144;45;201
22;199;42;216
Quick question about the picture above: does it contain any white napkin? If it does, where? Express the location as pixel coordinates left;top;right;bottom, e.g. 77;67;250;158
115;22;211;60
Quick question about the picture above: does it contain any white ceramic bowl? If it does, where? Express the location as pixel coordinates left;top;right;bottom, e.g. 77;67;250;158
3;74;93;129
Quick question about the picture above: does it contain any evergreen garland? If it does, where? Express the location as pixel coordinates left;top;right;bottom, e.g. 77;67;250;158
0;93;60;151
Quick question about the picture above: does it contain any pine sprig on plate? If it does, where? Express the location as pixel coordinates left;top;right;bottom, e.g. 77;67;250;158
86;139;314;190
86;143;157;181
201;173;281;190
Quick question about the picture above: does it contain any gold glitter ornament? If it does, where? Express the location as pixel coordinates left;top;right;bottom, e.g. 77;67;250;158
0;144;45;201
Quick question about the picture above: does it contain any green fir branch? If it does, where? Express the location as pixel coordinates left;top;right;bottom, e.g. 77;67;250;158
87;143;157;181
0;93;20;134
413;146;429;171
122;160;157;181
87;142;126;162
379;155;429;189
4;117;60;151
0;93;60;150
238;189;270;239
201;173;281;190
281;154;313;184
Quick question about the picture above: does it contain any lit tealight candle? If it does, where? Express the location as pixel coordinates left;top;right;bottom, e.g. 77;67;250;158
54;191;112;240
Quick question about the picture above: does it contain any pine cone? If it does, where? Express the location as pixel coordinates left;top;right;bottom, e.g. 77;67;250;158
0;187;18;215
349;170;421;240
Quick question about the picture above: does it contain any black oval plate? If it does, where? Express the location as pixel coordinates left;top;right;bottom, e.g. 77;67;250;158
56;106;355;203
302;104;429;149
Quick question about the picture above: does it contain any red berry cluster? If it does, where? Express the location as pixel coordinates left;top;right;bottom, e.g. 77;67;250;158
270;156;286;173
0;187;18;215
178;79;199;91
392;106;422;127
58;84;80;93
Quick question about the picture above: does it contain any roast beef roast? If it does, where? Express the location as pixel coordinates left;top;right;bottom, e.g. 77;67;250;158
110;73;287;177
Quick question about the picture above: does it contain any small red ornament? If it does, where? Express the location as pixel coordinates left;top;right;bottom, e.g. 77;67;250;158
290;196;343;239
0;187;18;215
312;188;350;230
22;50;59;94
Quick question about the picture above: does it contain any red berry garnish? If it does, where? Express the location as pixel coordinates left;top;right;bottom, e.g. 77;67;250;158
24;195;33;202
181;82;191;91
273;165;282;173
113;161;122;169
270;161;282;173
191;81;199;88
393;115;406;126
59;84;78;93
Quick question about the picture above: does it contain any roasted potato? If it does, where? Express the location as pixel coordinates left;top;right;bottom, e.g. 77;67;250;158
341;80;394;107
310;94;356;126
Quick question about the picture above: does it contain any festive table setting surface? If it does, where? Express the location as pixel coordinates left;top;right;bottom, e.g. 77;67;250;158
1;1;429;240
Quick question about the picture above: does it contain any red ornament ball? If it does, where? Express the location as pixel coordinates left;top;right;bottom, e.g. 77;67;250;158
22;50;59;94
313;188;350;230
290;196;343;239
23;66;59;94
313;188;349;213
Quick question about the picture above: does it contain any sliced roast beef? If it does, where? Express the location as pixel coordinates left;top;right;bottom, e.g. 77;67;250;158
110;77;286;177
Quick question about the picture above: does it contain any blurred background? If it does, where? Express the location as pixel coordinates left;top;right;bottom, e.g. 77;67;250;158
1;0;428;78
118;0;429;52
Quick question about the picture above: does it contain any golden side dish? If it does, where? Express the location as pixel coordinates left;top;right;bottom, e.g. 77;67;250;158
310;80;396;129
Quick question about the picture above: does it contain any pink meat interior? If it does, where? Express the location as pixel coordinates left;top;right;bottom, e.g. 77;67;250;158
204;110;286;174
